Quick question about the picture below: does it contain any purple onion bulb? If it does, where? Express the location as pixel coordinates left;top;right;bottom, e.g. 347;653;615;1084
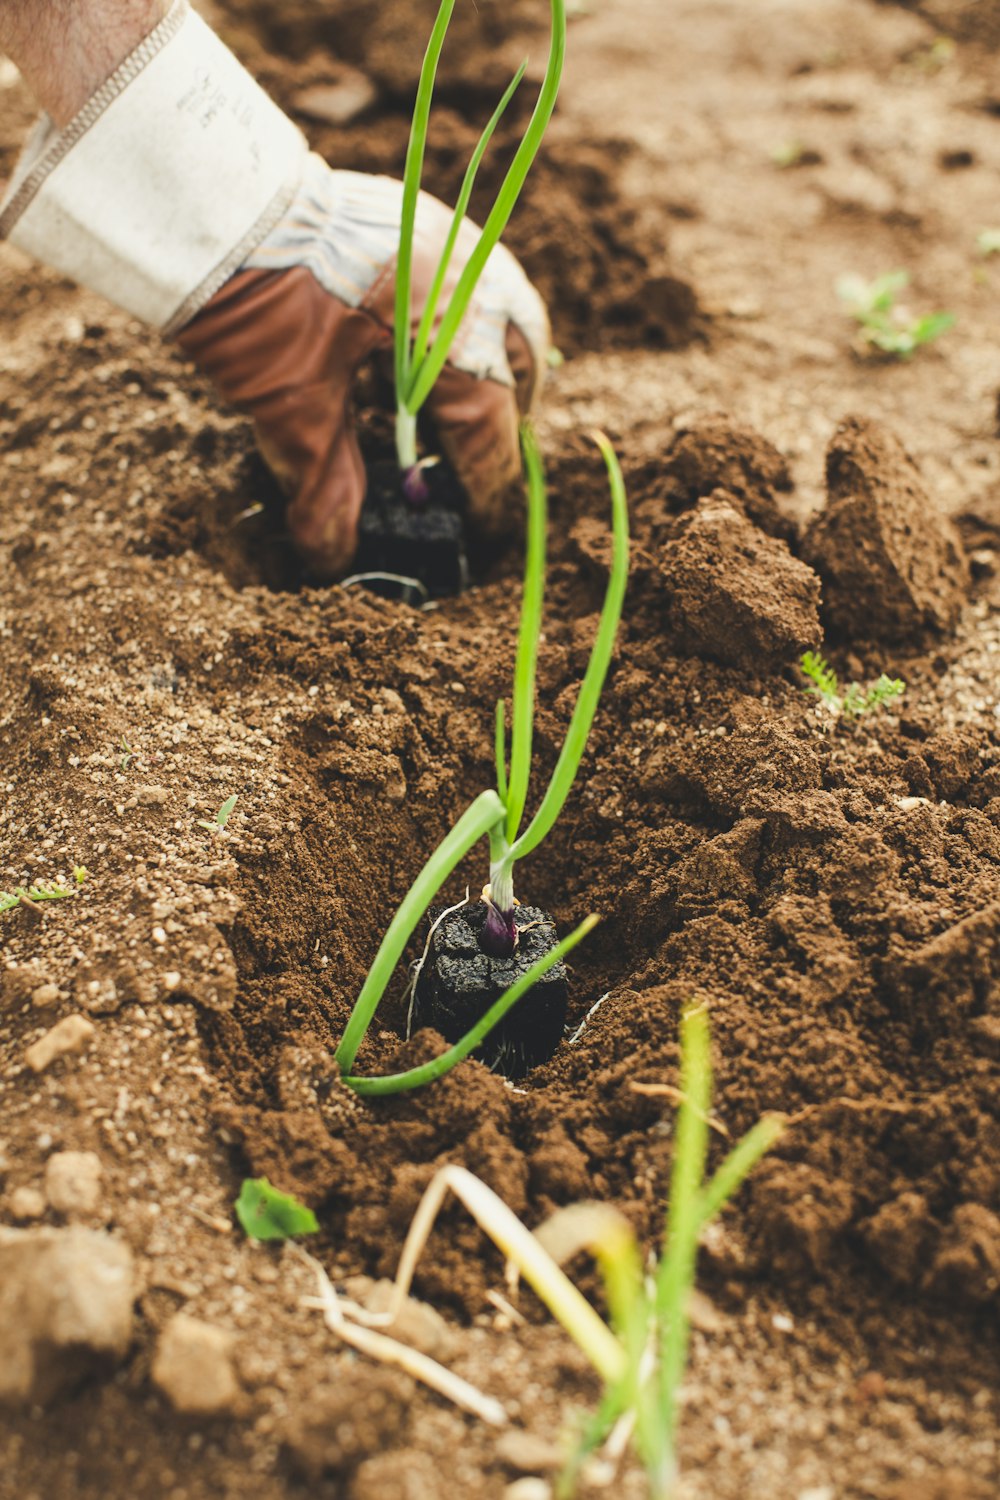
402;464;431;506
480;901;518;958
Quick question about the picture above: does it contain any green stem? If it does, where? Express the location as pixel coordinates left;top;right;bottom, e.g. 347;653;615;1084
652;1005;712;1481
698;1114;786;1228
395;0;456;408
505;424;547;843
334;789;504;1075
408;62;527;389
395;404;419;472
406;0;567;414
494;699;509;806
343;914;598;1095
510;432;629;863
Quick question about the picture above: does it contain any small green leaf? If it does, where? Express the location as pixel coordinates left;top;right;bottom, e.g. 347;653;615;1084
770;139;803;169
216;794;238;827
977;229;1000;257
235;1178;319;1241
910;310;956;346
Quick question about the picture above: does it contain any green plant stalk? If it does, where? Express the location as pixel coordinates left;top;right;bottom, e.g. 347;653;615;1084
394;0;456;429
343;913;597;1095
699;1114;786;1227
510;431;629;863
504;423;547;844
405;0;567;414
334;789;504;1075
648;1004;712;1495
494;698;509;805
410;62;528;378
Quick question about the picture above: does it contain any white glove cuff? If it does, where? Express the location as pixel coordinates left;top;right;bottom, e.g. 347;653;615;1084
0;0;307;333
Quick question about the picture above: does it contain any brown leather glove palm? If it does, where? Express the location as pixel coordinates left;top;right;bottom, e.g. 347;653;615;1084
176;159;549;578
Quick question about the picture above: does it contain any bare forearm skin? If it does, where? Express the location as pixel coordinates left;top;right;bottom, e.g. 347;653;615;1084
0;0;170;125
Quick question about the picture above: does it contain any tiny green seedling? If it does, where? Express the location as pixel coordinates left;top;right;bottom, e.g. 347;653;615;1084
236;1178;319;1241
336;1005;783;1498
769;139;820;169
801;650;905;720
332;430;628;1096
197;794;237;833
393;0;566;494
977;229;1000;258
906;36;954;73
119;736;134;772
837;271;955;358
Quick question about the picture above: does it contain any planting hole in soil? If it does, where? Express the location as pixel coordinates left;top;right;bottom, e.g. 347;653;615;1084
2;1;1000;1499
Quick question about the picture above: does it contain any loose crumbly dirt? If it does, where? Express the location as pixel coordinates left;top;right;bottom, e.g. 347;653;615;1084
1;1;998;1498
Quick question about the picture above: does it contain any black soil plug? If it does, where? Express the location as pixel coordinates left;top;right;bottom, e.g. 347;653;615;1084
354;458;469;598
411;900;568;1078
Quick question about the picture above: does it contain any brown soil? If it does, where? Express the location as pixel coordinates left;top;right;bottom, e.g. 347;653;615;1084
1;2;999;1499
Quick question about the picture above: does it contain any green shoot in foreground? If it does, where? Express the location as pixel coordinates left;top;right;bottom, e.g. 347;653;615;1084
801;649;905;720
316;1005;784;1497
394;0;566;490
331;431;629;1095
836;270;954;359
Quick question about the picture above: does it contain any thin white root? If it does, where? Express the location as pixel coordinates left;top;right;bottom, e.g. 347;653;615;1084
405;888;471;1039
294;1246;507;1428
629;1081;731;1139
567;991;611;1044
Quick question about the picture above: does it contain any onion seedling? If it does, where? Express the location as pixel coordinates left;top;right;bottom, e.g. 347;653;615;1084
333;431;629;1093
342;1005;784;1496
393;0;566;493
483;427;628;957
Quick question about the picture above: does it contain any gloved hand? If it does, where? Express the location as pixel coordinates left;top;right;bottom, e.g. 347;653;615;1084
0;0;549;578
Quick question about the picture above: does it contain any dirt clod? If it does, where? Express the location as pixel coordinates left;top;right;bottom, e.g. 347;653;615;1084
658;414;797;541
660;495;821;669
151;1314;241;1416
803;416;970;642
0;1227;134;1408
44;1151;103;1218
24;1014;97;1073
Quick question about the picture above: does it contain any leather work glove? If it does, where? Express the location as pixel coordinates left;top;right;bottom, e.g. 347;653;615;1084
0;0;549;578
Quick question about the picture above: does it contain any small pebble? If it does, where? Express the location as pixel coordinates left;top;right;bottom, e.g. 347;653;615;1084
30;983;61;1008
45;1151;103;1217
152;1315;240;1415
503;1481;552;1500
9;1186;47;1221
495;1431;564;1474
25;1015;96;1073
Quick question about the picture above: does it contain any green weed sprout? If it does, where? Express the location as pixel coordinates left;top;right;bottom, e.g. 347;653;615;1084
0;878;77;914
836;270;954;358
197;794;238;833
236;1178;318;1241
801;650;905;720
394;0;566;494
333;431;629;1095
357;1005;784;1497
